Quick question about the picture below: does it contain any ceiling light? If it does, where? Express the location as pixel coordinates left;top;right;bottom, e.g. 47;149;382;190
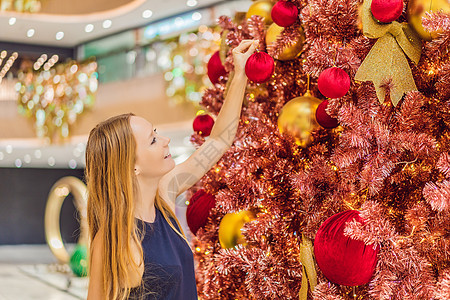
48;156;55;166
24;154;31;163
192;12;202;21
27;29;35;37
186;0;198;7
9;17;16;25
102;19;112;29
55;32;64;40
69;159;77;169
85;24;94;33
142;10;153;19
15;159;22;168
34;149;41;159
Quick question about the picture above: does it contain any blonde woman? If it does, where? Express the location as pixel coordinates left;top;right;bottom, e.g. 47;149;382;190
85;39;257;300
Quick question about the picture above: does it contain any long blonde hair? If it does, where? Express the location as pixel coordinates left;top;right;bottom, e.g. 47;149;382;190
85;113;186;300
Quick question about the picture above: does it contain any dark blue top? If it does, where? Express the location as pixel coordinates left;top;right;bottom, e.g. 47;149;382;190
129;208;198;300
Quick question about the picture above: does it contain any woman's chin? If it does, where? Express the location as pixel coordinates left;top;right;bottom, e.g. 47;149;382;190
166;159;175;168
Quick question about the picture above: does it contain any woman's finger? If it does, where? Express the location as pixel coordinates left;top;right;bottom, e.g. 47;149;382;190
244;41;258;55
233;40;256;53
233;42;253;53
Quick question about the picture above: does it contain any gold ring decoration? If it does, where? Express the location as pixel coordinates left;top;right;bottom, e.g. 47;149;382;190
44;176;88;264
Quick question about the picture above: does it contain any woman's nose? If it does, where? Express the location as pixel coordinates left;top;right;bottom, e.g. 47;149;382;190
163;136;170;145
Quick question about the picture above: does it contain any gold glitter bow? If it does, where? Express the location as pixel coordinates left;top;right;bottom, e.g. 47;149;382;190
354;0;422;106
298;234;317;300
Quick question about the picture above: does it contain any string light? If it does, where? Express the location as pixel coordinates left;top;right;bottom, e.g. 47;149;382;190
33;54;48;71
0;52;18;82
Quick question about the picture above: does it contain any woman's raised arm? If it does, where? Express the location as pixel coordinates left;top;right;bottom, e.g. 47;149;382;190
159;39;258;203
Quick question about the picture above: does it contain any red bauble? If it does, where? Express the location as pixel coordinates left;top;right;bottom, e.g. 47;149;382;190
186;189;216;235
271;1;298;27
317;67;351;99
207;51;228;84
245;52;274;83
371;0;403;23
314;210;379;286
316;100;339;129
193;114;214;137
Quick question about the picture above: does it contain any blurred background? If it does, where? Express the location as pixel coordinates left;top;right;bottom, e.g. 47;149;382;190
0;0;251;298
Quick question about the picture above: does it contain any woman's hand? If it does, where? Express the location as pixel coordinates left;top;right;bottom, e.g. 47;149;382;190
232;39;258;75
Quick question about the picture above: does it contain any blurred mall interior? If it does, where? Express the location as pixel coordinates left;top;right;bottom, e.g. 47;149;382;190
0;0;251;298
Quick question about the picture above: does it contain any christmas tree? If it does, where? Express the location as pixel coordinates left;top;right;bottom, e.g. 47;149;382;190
187;0;450;299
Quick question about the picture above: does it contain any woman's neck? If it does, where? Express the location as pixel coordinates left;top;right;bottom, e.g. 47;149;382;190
135;176;159;223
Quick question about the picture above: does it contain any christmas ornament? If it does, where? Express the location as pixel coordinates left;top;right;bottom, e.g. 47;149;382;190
186;189;216;235
218;210;255;249
407;0;450;40
371;0;404;23
245;52;274;83
207;51;228;85
317;67;351;99
265;23;305;61
316;100;339;129
271;1;299;27
314;210;379;286
277;90;322;147
246;0;274;25
355;0;421;106
193;114;215;137
70;244;88;277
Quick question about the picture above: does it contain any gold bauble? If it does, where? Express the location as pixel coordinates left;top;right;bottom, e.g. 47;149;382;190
246;0;273;25
407;0;450;41
234;11;248;24
218;210;255;249
277;91;322;147
265;23;305;61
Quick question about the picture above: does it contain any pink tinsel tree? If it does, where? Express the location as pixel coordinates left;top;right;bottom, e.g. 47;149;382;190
188;0;450;299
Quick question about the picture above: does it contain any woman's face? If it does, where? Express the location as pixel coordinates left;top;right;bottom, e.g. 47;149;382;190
130;116;175;179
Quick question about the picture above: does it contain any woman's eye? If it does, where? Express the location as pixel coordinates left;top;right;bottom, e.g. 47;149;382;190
150;128;157;145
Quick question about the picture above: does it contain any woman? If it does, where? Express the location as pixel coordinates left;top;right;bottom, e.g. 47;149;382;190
86;39;258;300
